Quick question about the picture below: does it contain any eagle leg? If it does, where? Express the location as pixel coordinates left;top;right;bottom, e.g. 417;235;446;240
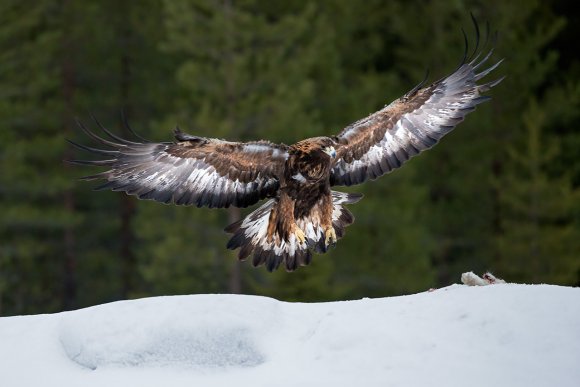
324;226;337;248
320;193;337;248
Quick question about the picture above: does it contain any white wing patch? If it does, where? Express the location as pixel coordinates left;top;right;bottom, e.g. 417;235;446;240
242;144;289;160
291;173;307;183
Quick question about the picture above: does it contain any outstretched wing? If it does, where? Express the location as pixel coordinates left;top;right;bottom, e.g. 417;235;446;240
68;120;289;208
330;30;504;186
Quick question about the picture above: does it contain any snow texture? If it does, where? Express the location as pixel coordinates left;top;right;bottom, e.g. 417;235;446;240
0;284;579;387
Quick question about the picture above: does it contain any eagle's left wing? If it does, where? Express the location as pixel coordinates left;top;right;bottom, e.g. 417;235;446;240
330;40;503;186
68;121;289;208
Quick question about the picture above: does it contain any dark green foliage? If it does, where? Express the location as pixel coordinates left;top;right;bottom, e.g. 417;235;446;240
0;0;578;315
494;99;580;283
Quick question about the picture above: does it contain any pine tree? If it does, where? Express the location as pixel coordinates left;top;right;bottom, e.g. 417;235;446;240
494;99;580;283
381;0;574;286
0;1;175;314
0;1;82;313
67;0;177;304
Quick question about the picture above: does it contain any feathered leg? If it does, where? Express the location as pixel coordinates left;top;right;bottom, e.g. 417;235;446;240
320;193;337;248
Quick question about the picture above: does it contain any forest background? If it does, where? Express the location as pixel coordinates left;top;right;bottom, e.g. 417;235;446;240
1;0;578;316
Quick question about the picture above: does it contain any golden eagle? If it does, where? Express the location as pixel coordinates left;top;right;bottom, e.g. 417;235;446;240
69;22;503;272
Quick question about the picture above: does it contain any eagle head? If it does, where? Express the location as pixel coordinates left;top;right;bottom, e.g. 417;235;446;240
322;145;337;158
317;137;337;159
293;137;337;159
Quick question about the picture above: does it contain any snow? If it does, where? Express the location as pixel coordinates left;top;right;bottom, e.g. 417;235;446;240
1;284;579;387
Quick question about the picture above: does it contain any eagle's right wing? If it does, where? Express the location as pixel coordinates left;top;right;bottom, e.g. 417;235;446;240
68;121;289;208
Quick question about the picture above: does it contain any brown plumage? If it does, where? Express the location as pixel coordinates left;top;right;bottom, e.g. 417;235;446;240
69;20;503;271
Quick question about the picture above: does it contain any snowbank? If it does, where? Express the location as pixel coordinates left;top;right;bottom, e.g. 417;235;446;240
1;284;578;387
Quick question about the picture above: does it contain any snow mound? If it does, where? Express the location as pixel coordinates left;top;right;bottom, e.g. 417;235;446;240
58;295;276;370
1;284;579;387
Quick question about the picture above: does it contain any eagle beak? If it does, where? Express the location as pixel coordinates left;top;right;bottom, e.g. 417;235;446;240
323;146;336;158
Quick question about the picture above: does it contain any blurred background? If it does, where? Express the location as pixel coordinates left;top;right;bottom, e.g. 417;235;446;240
0;0;578;316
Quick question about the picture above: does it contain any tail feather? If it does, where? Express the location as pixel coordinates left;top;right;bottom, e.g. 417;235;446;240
225;191;362;271
331;191;361;238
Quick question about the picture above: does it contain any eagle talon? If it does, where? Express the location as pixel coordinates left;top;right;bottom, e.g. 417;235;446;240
324;227;337;247
294;226;306;245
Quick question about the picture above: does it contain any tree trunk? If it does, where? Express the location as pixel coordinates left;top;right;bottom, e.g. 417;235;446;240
61;0;77;311
118;11;137;299
62;191;77;310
